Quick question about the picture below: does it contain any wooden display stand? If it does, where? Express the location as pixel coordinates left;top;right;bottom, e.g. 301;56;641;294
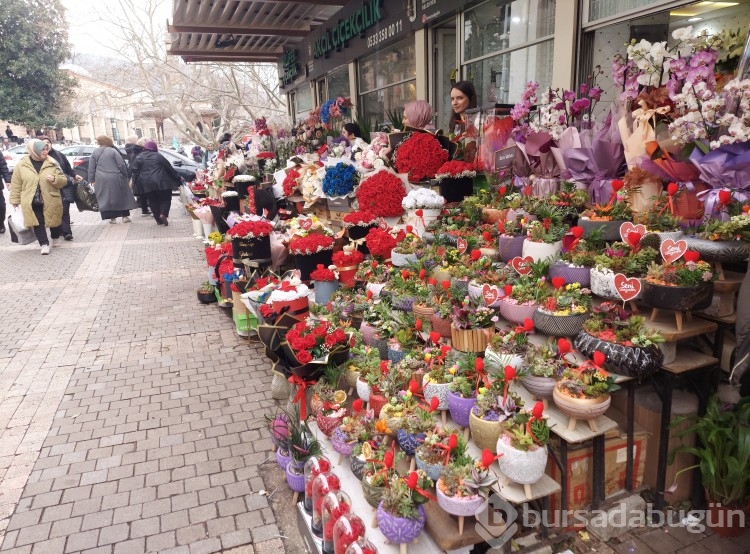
649;307;692;332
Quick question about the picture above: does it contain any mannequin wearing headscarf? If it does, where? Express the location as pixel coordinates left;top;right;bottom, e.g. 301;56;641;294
403;101;435;131
9;139;66;253
131;140;181;226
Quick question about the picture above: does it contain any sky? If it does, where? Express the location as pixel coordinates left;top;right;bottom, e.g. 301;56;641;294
61;0;171;58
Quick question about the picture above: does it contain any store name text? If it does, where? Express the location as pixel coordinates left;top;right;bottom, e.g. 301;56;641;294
313;0;384;59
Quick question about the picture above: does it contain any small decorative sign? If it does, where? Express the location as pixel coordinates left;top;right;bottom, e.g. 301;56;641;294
482;284;499;306
619;222;646;243
510;256;534;276
298;217;313;231
456;237;468;254
660;239;688;264
614;273;642;302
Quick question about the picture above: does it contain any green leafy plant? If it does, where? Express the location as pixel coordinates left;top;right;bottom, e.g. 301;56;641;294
582;302;664;347
645;260;715;287
380;472;434;519
594;242;658;277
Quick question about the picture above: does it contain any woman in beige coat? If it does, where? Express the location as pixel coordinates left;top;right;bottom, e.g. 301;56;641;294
9;139;66;254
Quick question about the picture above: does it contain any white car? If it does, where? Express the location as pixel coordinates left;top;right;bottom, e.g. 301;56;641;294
58;145;98;169
3;145;28;172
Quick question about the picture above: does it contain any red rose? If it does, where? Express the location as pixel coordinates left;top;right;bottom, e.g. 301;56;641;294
296;350;313;364
333;329;347;343
290;338;306;352
325;334;338;348
303;334;317;348
285;330;300;342
313;325;328;337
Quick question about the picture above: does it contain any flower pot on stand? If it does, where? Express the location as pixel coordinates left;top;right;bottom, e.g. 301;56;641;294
578;218;625;242
447;391;477;429
423;381;450;424
682;238;750;265
396;428;427;457
499;300;539;326
641;282;714;313
549;262;591;288
376;502;426;547
436;486;486;535
450;326;493;353
316;412;345;437
574;330;664;378
469;411;503;454
285;461;306;502
484;348;525;375
552;387;611;432
350;453;368;481
415;451;445;481
522;240;562;263
361;477;386;509
276;448;291;470
521;375;558;403
430;315;452;339
498;235;525;262
590;267;642;302
314;280;340;305
330;429;357;465
496;434;548;499
533;309;589;337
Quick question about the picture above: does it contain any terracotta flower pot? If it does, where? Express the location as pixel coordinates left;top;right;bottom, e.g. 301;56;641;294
549;262;591;288
396;429;426;457
437;485;486;517
447;391;477;428
641;281;714;313
499;299;539;326
496;433;548;485
469;411;503;454
430;314;453;339
533;309;589;337
552;387;611;424
369;393;387;417
707;498;748;537
482;207;509;224
376;502;426;544
450;325;493;353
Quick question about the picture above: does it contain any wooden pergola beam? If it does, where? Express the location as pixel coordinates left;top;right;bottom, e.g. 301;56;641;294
168;24;310;38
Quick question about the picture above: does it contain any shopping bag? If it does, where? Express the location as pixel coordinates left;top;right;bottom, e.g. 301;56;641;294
74;181;99;212
7;208;35;245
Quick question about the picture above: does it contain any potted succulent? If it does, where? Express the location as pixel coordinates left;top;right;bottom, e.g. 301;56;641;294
498;274;552;326
436;460;499;535
197;281;217;304
633;197;684;243
331;406;371;464
497;217;527;262
361;445;403;508
484;321;533;374
377;472;434;550
574;302;665;378
385;269;422;312
496;402;551;497
468;258;514;308
447;370;479;430
392;234;423;268
521;342;568;402
552;352;620;432
376;363;414;431
396;403;438;457
415;429;472;481
267;410;291;469
533;279;592;337
469;368;523;454
450;296;497;353
354;345;383;403
578;182;634;241
286;418;323;501
429;288;455;339
590;240;659;301
549;227;606;288
641;256;715;313
522;219;566;262
689;213;750;264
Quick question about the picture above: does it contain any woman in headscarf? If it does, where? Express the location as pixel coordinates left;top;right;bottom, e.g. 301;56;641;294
131;140;181;226
403;100;435;131
9;139;67;254
125;136;150;217
88;135;137;224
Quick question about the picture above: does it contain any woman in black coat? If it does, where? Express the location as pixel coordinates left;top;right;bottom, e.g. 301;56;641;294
131;140;181;226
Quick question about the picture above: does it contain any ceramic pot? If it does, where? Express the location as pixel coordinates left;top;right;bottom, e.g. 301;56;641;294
377;503;426;545
356;378;371;403
574;331;664;378
369;393;387;417
316;413;344;437
683;238;750;264
365;282;387;298
423;381;450;411
361;476;386;508
641;281;714;313
521;375;558;400
391;249;418;267
533;309;589;337
430;315;452;339
468;281;506;307
285;461;306;493
578;218;625;242
552;387;611;423
451;277;471;297
484;348;525;375
482;207;508;224
651;230;684;244
314;280;340;305
370;336;389;360
549;262;591;288
496;433;548;484
350;454;368;481
590;267;642;302
388;346;407;364
498;235;525;262
499;299;539;326
469;411;503;454
447;391;477;428
522;240;562;263
330;428;357;459
310;394;325;417
415;451;445;481
276;448;291;470
359;322;376;346
396;429;426;457
450;326;493;353
437;485;486;517
391;294;416;312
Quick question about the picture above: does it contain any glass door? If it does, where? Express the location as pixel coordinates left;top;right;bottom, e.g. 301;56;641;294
434;28;457;133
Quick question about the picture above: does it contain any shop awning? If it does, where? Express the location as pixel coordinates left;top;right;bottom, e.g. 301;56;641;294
167;0;344;64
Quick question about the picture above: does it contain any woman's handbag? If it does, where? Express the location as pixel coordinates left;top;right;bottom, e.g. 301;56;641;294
74;181;99;212
31;184;44;207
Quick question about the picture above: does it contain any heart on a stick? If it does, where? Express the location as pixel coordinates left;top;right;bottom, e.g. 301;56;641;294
456;237;468;254
614;273;641;302
510;256;534;276
660;239;688;264
619;222;646;243
482;284;499;306
298;217;313;231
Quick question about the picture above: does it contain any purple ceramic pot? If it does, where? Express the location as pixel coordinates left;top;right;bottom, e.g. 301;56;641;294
276;448;291;470
331;428;357;458
376;502;425;544
285;461;306;493
549;262;591;288
498;235;525;262
498;300;539;326
359;322;375;345
396;428;426;457
447;391;477;428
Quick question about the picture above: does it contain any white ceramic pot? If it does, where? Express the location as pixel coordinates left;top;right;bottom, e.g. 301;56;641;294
590;267;642;301
521;375;557;400
522;240;562;263
365;282;387;298
356;378;371;403
484;348;525;378
496;434;548;485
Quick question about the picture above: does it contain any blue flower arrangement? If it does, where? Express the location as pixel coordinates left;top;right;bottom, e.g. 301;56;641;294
320;100;334;124
322;162;359;198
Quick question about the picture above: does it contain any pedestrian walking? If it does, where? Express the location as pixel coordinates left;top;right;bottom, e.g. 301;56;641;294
40;136;80;241
124;136;151;217
9;139;67;254
88;135;137;224
131;140;180;226
0;144;11;233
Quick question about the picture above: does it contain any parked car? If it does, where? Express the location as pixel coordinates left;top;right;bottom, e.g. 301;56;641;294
73;148;199;190
58;144;99;169
3;144;29;172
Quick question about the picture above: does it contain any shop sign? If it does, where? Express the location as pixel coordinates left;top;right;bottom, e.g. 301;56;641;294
409;0;470;29
313;0;384;59
280;49;299;86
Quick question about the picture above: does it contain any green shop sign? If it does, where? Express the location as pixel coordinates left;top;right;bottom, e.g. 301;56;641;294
281;50;299;86
312;0;383;59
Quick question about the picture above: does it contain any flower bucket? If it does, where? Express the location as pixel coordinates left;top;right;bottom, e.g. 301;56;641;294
450;326;493;353
430;314;452;339
578;219;624;242
521;375;557;400
498;235;525;262
437;487;485;518
522;240;562;263
469;411;502;454
376;503;426;545
498;300;539;326
439;176;474;204
314;280;340;305
641;281;714;313
336;265;358;287
447;391;477;428
423;381;450;410
496;434;548;485
396;429;426;457
294;250;334;281
533;309;589;337
549;262;591;288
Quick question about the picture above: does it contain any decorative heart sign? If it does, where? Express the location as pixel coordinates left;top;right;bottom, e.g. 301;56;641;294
378;218;389;230
619;222;646;243
456;237;468;254
482;284;499;306
298;217;313;231
614;273;641;302
510;256;534;276
660;239;688;264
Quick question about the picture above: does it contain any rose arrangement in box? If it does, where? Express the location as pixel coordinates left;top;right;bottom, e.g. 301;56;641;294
225;219;274;239
310;264;338;282
332;249;364;267
356;170;406;217
394;132;449;182
342;210;379;228
322;162;359;198
288;234;336;255
434;160;477;182
286;319;349;364
402;188;446;210
365;227;406;260
283;169;301;197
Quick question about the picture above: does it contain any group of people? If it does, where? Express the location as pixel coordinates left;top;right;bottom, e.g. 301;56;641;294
2;135;183;255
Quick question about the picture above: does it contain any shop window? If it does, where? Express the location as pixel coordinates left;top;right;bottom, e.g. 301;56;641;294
359;38;417;126
462;0;556;104
327;66;351;100
148;128;156;139
296;85;313;113
586;0;665;24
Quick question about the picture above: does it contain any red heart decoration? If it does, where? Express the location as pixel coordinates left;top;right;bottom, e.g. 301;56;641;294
482;449;496;468
441;280;451;290
415;319;423;331
456;238;468;254
429;331;441;344
379;219;389;230
510;256;534;275
475;358;484;372
384;451;394;468
419;269;426;279
593;351;606;367
352;399;363;413
531;401;544;420
667;182;679;197
503;284;513;296
626;232;641;249
619;222;646;243
571;226;584;239
482;284;499;306
613;273;642;302
429;396;440;412
497;221;505;233
499;185;507;195
447;433;458;450
660;238;688;264
470;249;482;261
551;276;566;289
504;365;516;381
299;217;313;231
611;179;624;192
684;250;701;263
440;344;451;356
557;338;571;355
401;269;410;280
523;318;535;332
366;289;373;299
408;380;419;393
415;209;423;217
482;231;492;242
428;277;437;286
406;224;414;233
407;471;419;489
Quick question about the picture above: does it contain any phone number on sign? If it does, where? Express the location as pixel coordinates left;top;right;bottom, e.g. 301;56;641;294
366;20;404;49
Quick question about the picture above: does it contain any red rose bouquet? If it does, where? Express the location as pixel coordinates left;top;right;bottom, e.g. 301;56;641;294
394;132;449;182
283;169;301;197
285;319;349;363
365;227;406;260
289;234;336;255
310;264;337;282
332;249;364;267
356;170;406;217
342;210;378;228
434;160;477;182
226;219;274;239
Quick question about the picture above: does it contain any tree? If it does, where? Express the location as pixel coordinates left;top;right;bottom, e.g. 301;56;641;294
0;0;79;128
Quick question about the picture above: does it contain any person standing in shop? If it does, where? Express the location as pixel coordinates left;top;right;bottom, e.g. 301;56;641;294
402;100;435;131
88;135;137;224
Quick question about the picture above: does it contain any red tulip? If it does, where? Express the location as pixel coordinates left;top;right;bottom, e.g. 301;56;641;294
551;276;566;290
482;231;492;242
429;397;440;412
504;365;516;381
719;189;732;205
407;471;419;489
415;209;423;217
523;318;535;332
667;182;679;197
384;451;394;468
447;433;458;450
684;250;701;263
475;357;484;372
482;449;496;468
470;249;482;261
401;269;410;280
430;331;441;344
441;280;451;290
503;284;513;296
531;401;544;420
593;351;606;367
611;179;624;192
419;268;426;279
366;289;373;299
353;399;363;413
557;338;571;355
415;319;423;331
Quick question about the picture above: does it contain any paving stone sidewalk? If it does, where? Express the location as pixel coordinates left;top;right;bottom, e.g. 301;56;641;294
0;200;285;554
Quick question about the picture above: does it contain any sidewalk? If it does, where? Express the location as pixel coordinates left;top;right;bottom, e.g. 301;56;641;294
0;202;284;553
